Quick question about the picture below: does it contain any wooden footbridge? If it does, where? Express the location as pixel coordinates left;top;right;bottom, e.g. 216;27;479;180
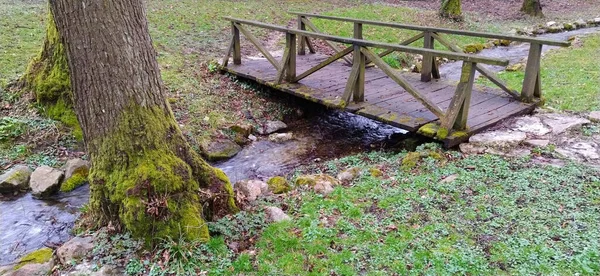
220;13;570;147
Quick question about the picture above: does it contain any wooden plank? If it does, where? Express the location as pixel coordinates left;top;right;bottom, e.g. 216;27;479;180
302;18;353;65
234;23;281;71
297;15;306;55
453;62;476;130
361;47;444;118
431;32;520;100
223;17;510;66
286;33;297;82
232;22;241;65
421;31;434;82
521;43;542;102
222;36;234;67
288;12;571;47
305;36;316;54
342;56;361;104
294;46;353;82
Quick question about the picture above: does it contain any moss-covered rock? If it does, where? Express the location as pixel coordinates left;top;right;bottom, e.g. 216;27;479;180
15;247;53;270
463;43;484;54
199;137;242;161
401;147;447;170
369;168;383;178
0;165;32;194
439;0;462;20
61;159;90;192
267;176;291;194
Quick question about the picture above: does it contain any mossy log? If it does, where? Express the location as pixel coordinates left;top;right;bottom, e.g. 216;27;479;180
439;0;463;21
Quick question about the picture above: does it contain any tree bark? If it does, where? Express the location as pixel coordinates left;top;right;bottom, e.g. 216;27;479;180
439;0;463;21
521;0;543;17
49;0;238;241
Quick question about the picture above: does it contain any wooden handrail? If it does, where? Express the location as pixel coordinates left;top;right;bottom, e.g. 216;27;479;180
223;17;509;66
289;12;571;47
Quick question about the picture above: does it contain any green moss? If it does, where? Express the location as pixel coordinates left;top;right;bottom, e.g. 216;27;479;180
436;127;449;140
401;152;422;170
60;167;88;192
418;123;439;137
15;247;52;269
463;44;484;53
267;176;291;194
295;176;316;186
88;104;237;243
439;0;462;20
369;168;383;178
449;131;469;139
46;98;83;141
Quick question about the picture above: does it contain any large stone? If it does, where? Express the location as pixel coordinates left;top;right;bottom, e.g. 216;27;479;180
541;114;590;134
459;143;485;155
512;116;551;136
56;236;94;265
266;176;291;194
574;19;587;28
295;174;339;195
30;166;64;198
524;139;550;147
229;124;253;137
235;179;268;201
64;262;121;276
200;138;242;161
0;165;32;194
256;120;287;135
64;158;90;180
264;206;291;222
569;142;599;160
469;130;527;147
337;167;361;182
268;132;293;143
8;262;52;276
587;111;600;123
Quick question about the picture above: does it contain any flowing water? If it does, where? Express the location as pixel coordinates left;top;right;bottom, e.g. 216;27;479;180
1;27;599;266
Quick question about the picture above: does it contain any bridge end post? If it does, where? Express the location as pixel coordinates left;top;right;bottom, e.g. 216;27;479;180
285;33;297;82
521;43;542;102
297;15;306;55
421;31;439;82
232;22;241;65
353;23;365;102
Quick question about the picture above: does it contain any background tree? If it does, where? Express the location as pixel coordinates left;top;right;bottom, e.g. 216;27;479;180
439;0;462;21
48;0;237;241
521;0;543;17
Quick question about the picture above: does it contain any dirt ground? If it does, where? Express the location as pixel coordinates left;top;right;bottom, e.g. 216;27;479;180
383;0;599;20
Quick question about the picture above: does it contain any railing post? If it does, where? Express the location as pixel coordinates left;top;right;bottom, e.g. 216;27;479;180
298;15;306;55
285;33;297;82
232;22;241;65
455;62;476;130
352;23;365;102
521;43;542;102
421;31;439;82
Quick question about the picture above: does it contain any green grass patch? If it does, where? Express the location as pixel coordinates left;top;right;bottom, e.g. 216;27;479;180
252;149;600;274
481;34;600;112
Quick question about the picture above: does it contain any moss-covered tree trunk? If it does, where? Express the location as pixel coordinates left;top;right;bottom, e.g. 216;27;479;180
21;8;70;104
49;0;237;241
439;0;463;21
521;0;543;17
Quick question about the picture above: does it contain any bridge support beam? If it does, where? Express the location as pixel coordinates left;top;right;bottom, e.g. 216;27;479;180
232;22;241;65
421;31;440;82
521;43;542;102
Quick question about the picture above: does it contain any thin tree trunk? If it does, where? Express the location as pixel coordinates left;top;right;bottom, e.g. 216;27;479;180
521;0;543;17
49;0;237;241
439;0;463;21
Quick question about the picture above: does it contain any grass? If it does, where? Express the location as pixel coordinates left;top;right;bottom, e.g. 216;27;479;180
93;146;600;275
485;34;600;112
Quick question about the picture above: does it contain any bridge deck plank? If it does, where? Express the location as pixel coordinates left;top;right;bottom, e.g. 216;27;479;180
224;53;537;147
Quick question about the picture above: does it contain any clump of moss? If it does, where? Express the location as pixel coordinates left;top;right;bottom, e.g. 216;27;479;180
15;247;53;269
267;176;291;194
369;168;383;178
401;144;447;170
463;43;485;53
295;176;316;186
417;123;439;137
60;167;89;192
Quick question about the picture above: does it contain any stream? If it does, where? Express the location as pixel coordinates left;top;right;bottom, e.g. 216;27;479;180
1;27;599;266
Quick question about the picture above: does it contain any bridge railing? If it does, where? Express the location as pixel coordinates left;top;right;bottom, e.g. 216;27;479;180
289;11;571;103
222;17;510;133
